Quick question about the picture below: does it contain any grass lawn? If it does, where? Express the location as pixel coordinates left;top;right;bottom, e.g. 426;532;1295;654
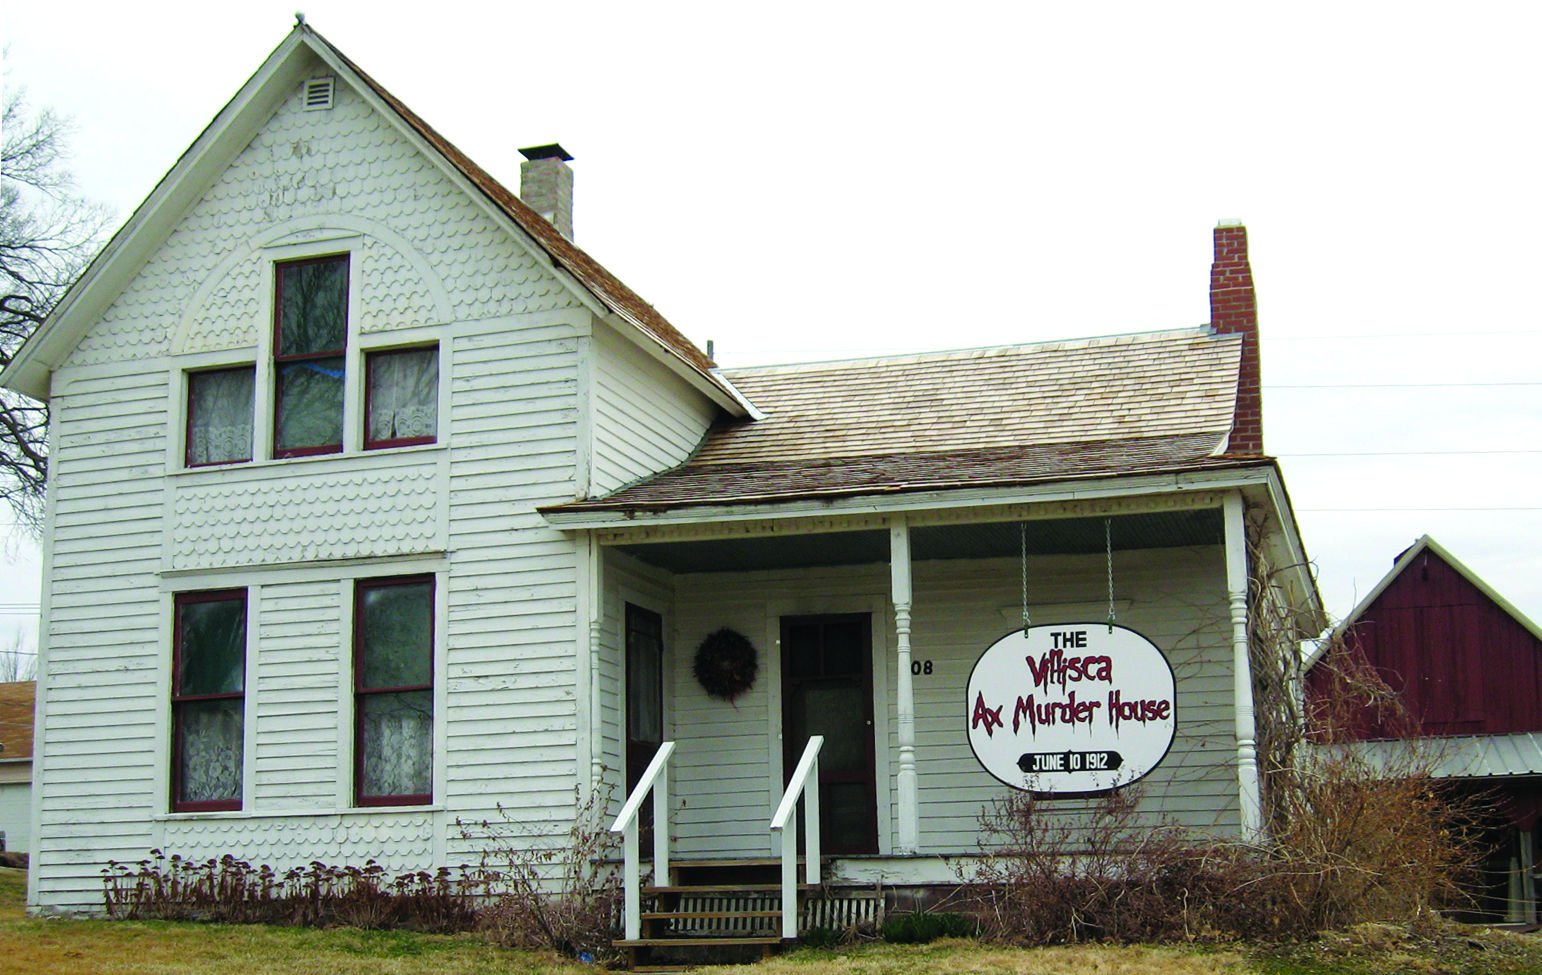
3;867;1539;975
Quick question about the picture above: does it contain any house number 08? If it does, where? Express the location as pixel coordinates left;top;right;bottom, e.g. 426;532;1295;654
910;660;934;676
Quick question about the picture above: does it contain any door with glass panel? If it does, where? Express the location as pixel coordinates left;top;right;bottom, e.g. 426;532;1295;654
625;604;664;830
780;614;878;855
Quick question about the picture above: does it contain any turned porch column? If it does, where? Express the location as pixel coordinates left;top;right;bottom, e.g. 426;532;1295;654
1224;492;1263;841
890;517;920;854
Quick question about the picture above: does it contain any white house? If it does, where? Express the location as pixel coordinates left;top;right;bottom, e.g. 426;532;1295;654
0;21;1322;934
0;680;34;857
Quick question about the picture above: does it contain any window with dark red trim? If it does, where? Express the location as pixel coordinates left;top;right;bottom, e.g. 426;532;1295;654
185;366;255;467
172;590;246;812
273;255;348;457
365;346;438;449
354;575;434;806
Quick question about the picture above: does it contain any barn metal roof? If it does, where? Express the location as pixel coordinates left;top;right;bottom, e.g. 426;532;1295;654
1324;732;1542;780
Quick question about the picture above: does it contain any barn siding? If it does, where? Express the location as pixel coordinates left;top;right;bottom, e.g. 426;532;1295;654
1343;550;1542;737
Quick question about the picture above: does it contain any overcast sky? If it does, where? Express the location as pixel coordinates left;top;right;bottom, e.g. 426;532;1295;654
4;1;1540;655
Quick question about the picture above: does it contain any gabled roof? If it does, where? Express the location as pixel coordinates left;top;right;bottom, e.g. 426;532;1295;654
1335;535;1542;646
549;327;1260;512
1305;534;1542;674
0;681;35;764
0;23;740;414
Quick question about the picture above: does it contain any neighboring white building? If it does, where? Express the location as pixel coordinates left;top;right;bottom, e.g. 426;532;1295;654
0;681;35;856
1;23;1321;921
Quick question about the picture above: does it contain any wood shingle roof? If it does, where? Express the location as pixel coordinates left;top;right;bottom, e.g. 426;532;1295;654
555;327;1260;512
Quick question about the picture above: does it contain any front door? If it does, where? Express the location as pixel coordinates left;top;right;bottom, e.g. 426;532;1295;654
625;603;664;829
781;614;878;855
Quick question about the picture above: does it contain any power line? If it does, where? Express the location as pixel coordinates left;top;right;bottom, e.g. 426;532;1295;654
1268;329;1540;341
1300;506;1542;513
1280;449;1540;457
1277;382;1541;390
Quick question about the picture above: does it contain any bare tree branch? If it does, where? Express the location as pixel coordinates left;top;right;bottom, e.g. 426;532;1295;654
1;86;113;534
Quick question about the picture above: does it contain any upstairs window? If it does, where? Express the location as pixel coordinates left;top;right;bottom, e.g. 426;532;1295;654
172;590;246;812
365;346;439;449
274;255;348;457
354;576;434;805
186;366;254;466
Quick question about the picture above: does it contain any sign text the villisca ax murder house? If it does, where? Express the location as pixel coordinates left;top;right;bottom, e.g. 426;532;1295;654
967;624;1178;796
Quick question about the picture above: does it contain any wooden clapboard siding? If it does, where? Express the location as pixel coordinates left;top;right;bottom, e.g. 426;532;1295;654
33;362;167;910
899;547;1238;849
663;545;1237;858
439;309;584;870
588;324;717;497
252;581;342;809
596;550;676;814
30;74;594;912
670;565;888;859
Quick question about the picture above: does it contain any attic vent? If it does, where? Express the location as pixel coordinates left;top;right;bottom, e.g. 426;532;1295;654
303;77;335;111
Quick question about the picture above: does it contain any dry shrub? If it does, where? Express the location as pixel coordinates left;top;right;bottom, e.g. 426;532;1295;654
460;786;619;959
970;536;1483;944
101;852;477;931
1270;637;1484;929
971;785;1288;944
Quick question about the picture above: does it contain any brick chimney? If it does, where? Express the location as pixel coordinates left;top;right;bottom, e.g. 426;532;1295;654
518;144;574;239
1210;221;1263;455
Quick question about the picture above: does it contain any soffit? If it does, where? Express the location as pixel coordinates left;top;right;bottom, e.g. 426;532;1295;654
617;509;1222;574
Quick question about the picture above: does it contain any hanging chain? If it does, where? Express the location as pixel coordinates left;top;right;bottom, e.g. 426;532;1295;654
1105;517;1116;631
1020;522;1031;635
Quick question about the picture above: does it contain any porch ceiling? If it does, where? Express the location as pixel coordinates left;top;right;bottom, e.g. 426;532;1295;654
615;508;1223;574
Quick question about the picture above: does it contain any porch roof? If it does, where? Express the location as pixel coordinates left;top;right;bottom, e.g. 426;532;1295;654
551;328;1251;514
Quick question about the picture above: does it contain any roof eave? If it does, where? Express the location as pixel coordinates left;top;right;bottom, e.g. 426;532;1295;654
1250;463;1328;636
0;28;318;402
304;32;744;415
542;461;1282;529
2;25;742;416
595;314;749;417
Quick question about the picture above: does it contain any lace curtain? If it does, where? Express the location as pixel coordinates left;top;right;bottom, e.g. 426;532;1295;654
188;368;254;465
358;580;433;799
178;699;243;803
360;691;432;797
368;348;438;443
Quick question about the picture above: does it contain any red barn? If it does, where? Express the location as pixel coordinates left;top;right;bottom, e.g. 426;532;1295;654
1310;536;1542;924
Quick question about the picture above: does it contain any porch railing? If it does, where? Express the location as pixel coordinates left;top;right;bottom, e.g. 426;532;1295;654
769;734;823;939
609;740;676;941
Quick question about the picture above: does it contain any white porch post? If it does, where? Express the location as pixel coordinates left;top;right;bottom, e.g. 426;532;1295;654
890;517;919;854
1223;493;1263;841
587;533;606;791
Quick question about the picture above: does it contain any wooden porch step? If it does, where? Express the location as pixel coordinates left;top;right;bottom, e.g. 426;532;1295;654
669;857;800;868
643;909;783;921
617;936;784;948
644;883;815;894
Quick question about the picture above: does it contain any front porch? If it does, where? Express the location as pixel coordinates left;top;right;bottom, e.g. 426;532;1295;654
564;483;1315;898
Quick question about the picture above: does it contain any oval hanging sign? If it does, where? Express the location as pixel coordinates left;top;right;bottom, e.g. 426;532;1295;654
966;623;1176;795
